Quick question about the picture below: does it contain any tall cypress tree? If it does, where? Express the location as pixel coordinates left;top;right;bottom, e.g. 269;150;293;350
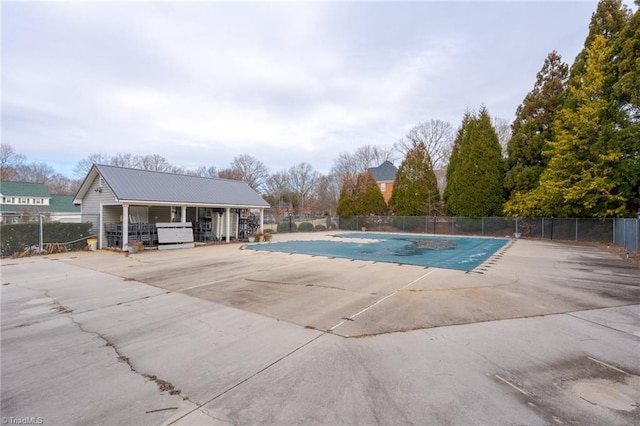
444;107;504;217
503;51;568;214
511;0;634;217
388;141;440;216
611;2;640;214
526;35;627;217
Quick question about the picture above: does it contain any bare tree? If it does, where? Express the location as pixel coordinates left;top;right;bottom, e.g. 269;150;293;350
394;119;454;169
16;162;55;183
0;143;26;180
218;168;244;181
492;116;512;158
353;144;396;170
185;165;218;177
331;144;395;192
227;154;269;192
111;153;140;169
264;171;290;202
315;172;341;216
288;162;320;216
137;154;173;172
73;152;112;178
47;173;81;195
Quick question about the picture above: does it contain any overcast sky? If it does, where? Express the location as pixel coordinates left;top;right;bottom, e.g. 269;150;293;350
3;1;601;179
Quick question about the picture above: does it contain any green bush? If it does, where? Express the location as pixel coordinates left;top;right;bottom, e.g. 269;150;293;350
314;224;327;231
298;222;314;232
1;222;94;257
277;221;297;233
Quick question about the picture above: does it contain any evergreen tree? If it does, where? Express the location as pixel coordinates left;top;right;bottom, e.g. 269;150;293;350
611;3;640;214
388;141;440;216
336;171;387;216
524;35;627;217
443;107;504;216
570;0;630;79
503;51;569;213
355;171;388;215
336;175;357;216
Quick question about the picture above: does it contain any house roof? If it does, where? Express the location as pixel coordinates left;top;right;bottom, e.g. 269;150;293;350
368;161;398;182
75;164;270;208
0;181;50;198
50;195;81;212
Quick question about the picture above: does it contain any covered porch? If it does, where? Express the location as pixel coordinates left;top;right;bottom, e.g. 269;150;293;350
99;203;264;250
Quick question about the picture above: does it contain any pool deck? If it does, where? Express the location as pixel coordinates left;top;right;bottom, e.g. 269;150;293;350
2;231;639;425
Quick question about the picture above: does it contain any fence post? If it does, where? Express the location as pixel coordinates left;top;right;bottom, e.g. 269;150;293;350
482;217;485;236
612;218;615;245
575;218;578;242
39;215;44;253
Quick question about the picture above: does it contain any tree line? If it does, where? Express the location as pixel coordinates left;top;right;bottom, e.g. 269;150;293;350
341;0;639;219
2;0;638;219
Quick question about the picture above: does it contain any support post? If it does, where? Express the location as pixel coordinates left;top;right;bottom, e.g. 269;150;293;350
39;215;43;253
122;204;129;250
181;205;187;223
225;207;231;243
259;209;264;234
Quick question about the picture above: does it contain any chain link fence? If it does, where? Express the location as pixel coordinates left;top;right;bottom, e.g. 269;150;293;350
336;216;623;245
266;215;639;253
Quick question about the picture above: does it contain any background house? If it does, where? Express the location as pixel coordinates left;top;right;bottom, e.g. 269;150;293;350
368;161;398;203
73;164;270;250
0;181;80;223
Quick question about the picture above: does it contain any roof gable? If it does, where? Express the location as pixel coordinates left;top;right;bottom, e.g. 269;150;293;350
76;164;269;208
0;181;50;198
368;161;398;182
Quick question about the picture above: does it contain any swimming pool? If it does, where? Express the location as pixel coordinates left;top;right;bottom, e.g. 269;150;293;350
246;233;509;271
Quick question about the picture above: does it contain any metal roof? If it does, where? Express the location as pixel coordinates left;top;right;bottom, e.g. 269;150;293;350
368;161;398;182
0;181;50;198
82;164;269;207
49;195;81;212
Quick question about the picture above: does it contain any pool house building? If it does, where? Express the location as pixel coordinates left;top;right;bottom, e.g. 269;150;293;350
73;164;270;250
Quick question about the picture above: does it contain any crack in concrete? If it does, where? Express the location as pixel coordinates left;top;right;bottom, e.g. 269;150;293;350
243;277;377;294
11;282;195;405
165;332;325;425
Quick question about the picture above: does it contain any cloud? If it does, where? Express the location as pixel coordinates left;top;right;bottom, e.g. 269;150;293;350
2;1;598;177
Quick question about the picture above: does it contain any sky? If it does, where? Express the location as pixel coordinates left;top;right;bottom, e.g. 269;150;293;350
2;1;602;179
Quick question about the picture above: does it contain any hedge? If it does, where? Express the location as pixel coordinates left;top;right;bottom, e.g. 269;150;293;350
1;222;94;257
298;222;314;232
277;221;297;233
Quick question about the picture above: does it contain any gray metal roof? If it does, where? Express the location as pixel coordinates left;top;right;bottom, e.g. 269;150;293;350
368;161;397;182
92;164;269;207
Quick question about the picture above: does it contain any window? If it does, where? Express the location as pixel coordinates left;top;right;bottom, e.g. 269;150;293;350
380;183;386;192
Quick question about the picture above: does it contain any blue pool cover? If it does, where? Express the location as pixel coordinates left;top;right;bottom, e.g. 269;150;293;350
246;233;509;271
